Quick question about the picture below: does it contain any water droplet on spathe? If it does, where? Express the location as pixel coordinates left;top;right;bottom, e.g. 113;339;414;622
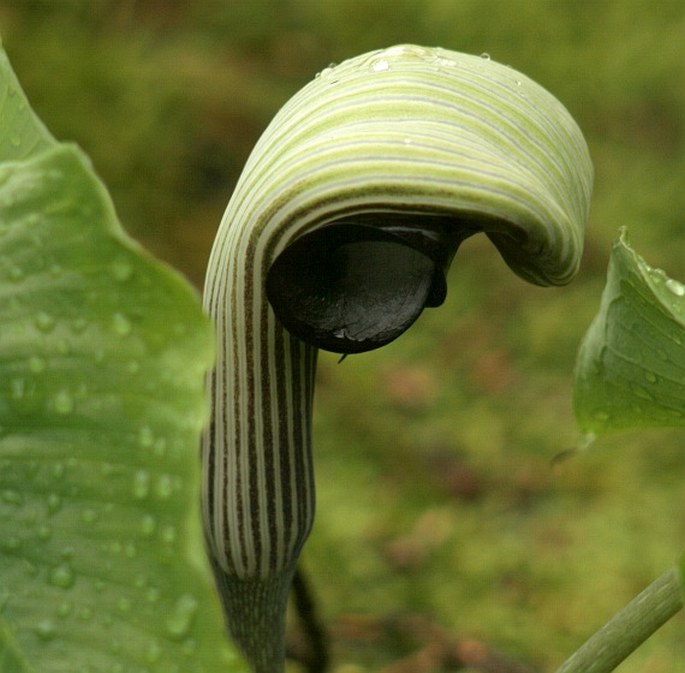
432;56;456;68
371;58;390;73
480;52;491;60
316;64;337;82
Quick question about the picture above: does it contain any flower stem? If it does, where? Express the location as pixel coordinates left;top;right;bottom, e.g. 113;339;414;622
554;567;683;673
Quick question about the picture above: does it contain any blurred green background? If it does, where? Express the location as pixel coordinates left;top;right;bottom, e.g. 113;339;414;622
1;1;685;671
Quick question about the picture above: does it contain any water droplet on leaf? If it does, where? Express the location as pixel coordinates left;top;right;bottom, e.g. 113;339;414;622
49;563;75;589
665;278;685;296
146;640;162;663
34;619;57;641
630;383;654;401
3;536;21;552
10;377;40;415
78;606;92;620
133;470;150;499
53;389;74;415
161;525;177;544
117;597;132;612
36;524;52;541
138;425;154;448
2;489;23;505
29;356;47;373
140;514;156;536
146;586;161;603
56;601;72;618
112;313;132;336
46;493;62;514
111;258;133;282
165;594;198;640
35;312;56;333
155;474;174;499
71;317;88;333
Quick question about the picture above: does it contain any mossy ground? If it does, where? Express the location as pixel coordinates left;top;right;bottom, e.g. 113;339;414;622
2;2;685;670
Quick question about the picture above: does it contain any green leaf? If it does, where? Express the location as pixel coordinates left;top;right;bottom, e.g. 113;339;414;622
0;47;55;162
574;230;685;435
0;622;34;673
0;41;245;673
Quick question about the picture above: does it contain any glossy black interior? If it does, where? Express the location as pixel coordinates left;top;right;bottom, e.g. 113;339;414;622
266;215;474;353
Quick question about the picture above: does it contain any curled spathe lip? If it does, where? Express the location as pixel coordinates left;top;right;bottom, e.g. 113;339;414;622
266;213;478;354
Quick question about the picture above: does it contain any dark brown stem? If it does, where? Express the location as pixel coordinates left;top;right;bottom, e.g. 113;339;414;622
287;566;330;673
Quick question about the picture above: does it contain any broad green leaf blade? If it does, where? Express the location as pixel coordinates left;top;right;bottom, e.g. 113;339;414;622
574;230;685;435
0;45;245;672
0;623;34;673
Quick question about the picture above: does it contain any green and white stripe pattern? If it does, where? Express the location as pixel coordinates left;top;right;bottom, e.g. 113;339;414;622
202;45;592;672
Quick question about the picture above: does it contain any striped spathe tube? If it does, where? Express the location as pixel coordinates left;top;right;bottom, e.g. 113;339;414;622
202;45;592;672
